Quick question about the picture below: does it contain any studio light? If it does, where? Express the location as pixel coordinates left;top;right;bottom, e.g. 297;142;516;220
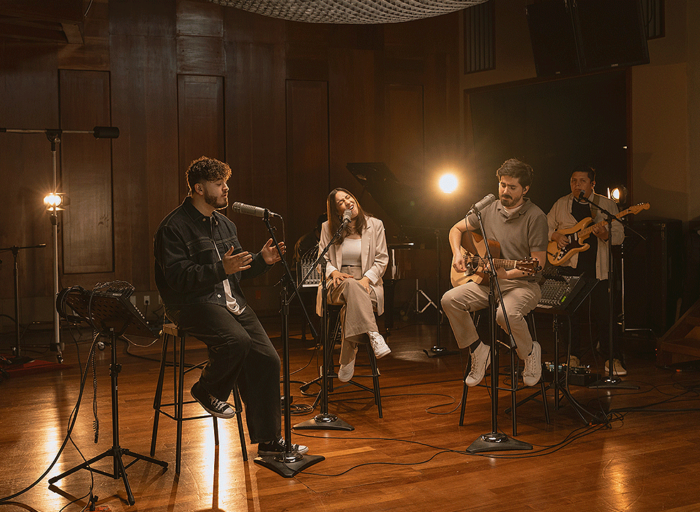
609;186;628;204
438;173;458;194
43;192;69;211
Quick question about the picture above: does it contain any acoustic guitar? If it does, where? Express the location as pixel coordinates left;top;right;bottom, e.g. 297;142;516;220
547;202;650;266
450;232;540;287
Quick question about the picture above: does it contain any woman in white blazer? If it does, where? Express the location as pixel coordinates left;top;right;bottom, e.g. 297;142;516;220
316;188;390;382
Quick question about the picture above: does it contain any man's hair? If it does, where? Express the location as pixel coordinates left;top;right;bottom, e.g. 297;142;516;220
571;164;596;183
496;158;534;188
185;157;231;195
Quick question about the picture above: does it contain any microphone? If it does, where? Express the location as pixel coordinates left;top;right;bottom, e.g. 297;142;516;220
231;202;281;219
467;194;496;215
341;209;352;224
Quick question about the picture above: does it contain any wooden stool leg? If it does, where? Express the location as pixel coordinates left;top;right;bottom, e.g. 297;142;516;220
459;366;469;426
175;334;186;475
233;385;248;461
366;345;383;418
150;332;170;457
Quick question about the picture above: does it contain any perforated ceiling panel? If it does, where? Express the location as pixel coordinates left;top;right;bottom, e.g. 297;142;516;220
208;0;485;24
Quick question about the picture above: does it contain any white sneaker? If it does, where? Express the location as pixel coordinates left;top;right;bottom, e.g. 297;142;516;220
604;358;627;376
522;341;542;386
465;342;491;387
338;345;358;382
337;359;355;382
368;331;391;359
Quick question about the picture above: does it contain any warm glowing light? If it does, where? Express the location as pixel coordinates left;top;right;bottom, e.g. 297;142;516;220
608;186;627;204
44;193;68;211
438;173;458;194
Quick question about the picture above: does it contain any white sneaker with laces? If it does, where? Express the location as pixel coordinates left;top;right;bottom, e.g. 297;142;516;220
465;341;491;387
368;331;391;358
522;341;542;387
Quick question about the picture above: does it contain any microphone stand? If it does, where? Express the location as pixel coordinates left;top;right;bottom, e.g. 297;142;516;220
295;216;354;431
0;244;46;364
577;197;638;390
253;211;325;477
467;208;532;453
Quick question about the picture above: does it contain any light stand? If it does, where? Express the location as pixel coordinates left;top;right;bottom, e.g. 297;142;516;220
425;228;458;358
0;244;46;364
467;209;532;453
253;212;324;477
579;198;638;390
295;216;354;431
0;125;120;362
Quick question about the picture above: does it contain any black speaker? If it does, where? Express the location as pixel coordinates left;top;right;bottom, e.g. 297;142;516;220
527;0;650;77
526;1;581;76
623;219;683;337
574;0;650;72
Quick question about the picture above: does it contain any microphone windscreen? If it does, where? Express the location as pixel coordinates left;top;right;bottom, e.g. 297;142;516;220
343;209;352;222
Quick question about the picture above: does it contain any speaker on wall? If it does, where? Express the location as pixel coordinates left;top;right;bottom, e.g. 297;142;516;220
574;0;650;72
527;0;650;77
526;1;581;76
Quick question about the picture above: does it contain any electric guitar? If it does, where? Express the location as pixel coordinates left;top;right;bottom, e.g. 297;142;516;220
450;232;540;287
547;202;650;266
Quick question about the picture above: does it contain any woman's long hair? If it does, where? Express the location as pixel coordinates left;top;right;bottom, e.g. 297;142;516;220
326;188;369;244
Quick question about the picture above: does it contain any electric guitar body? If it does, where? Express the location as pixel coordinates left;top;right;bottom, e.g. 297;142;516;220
547;202;650;266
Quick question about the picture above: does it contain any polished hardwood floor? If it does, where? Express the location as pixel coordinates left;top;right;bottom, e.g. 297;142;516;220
1;314;700;512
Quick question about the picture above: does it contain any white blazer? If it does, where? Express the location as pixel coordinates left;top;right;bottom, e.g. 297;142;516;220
315;216;389;316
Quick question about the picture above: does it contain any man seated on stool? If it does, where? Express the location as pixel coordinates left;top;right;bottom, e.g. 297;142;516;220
441;158;549;387
154;156;307;457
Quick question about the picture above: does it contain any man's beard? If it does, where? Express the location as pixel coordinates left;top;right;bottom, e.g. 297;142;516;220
500;193;516;207
204;190;228;209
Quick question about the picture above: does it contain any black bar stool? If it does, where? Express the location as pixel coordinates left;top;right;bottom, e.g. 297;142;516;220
459;313;550;434
150;324;248;474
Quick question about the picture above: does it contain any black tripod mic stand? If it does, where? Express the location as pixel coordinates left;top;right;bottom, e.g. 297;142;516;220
253;212;325;477
467;209;532;453
295;215;354;431
47;291;168;506
576;197;638;390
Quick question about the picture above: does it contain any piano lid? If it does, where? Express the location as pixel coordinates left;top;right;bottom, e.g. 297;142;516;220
347;162;459;233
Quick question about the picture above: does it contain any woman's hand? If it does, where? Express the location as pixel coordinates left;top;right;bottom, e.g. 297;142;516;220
358;276;371;294
330;270;353;287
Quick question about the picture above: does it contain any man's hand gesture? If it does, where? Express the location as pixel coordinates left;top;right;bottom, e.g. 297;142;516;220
222;247;253;275
261;238;285;265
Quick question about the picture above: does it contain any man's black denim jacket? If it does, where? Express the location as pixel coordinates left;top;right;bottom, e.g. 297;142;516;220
154;197;271;311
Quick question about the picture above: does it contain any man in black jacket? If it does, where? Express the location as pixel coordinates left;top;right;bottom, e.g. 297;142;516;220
154;156;306;456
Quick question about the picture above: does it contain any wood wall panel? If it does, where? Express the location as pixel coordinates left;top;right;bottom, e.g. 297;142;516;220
285;80;330;253
385;84;425;185
225;41;286;276
57;0;110;71
109;0;179;292
0;42;59;305
177;74;225;199
59;69;114;274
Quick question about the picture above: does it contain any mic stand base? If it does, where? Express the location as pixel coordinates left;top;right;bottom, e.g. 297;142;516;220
423;345;459;358
588;376;639;390
294;413;354;431
254;453;325;478
467;432;532;454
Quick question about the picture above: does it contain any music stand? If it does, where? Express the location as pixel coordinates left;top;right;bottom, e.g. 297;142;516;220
48;287;168;506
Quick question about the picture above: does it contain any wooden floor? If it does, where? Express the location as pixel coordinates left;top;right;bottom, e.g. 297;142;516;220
2;314;700;512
